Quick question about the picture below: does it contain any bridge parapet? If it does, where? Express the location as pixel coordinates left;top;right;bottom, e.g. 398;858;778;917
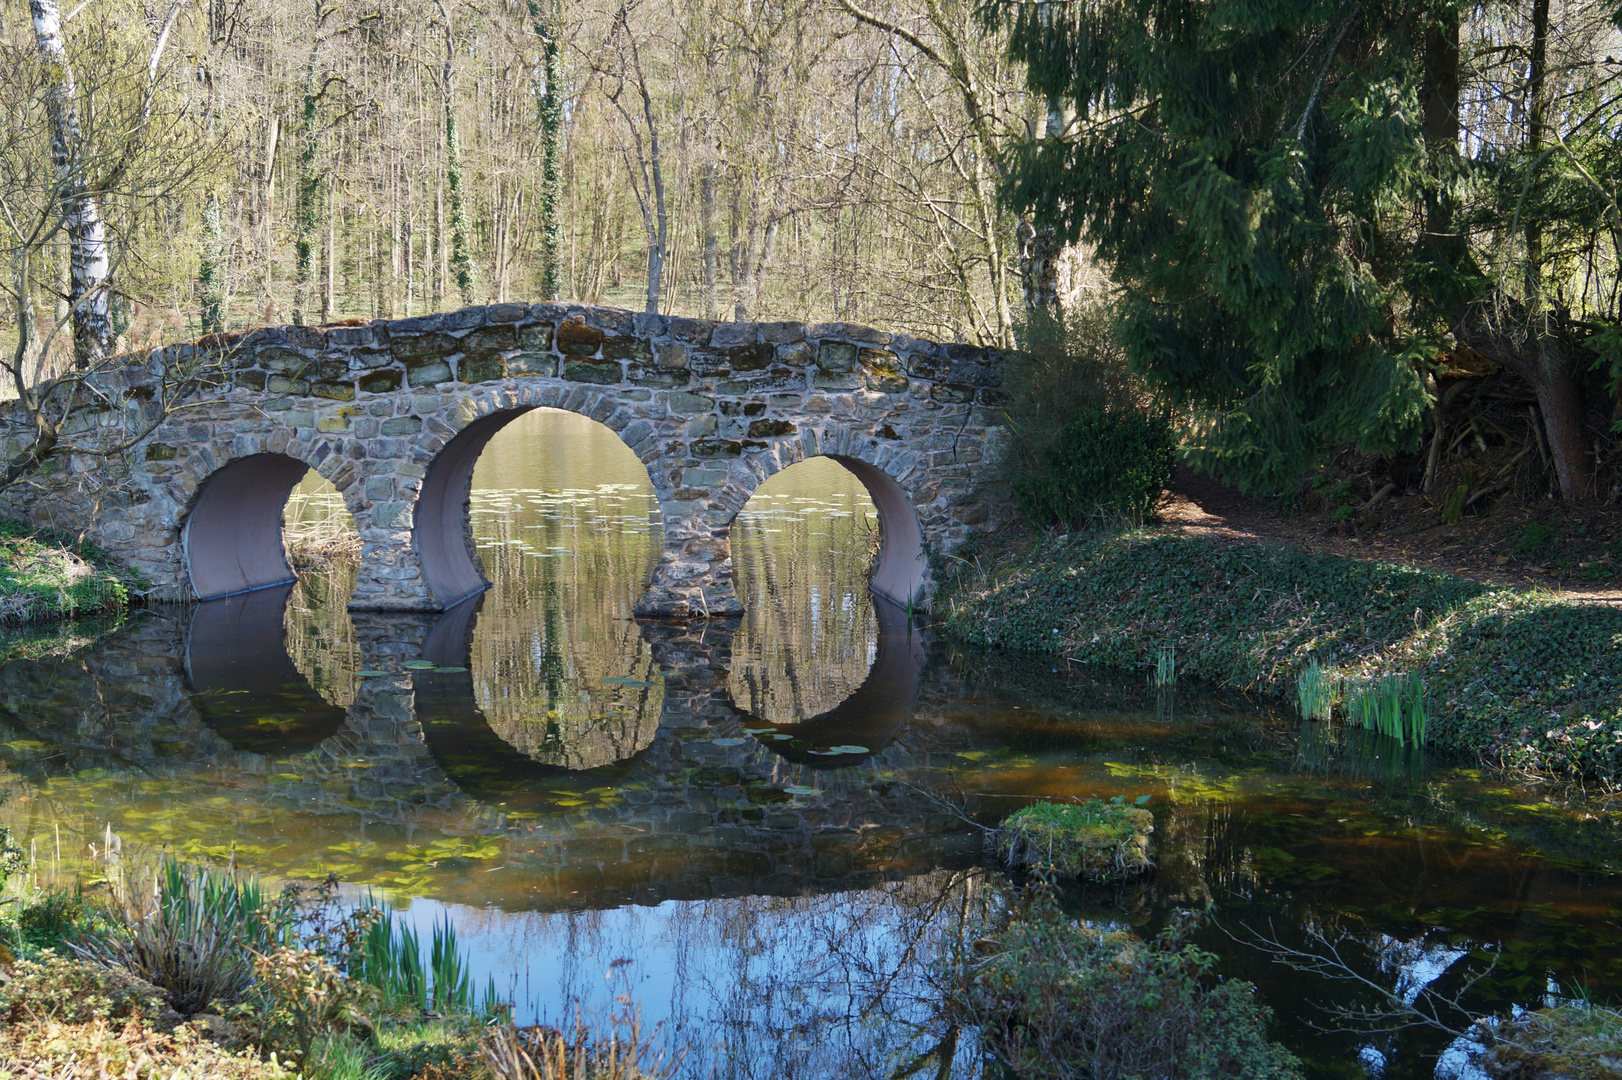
0;304;1008;614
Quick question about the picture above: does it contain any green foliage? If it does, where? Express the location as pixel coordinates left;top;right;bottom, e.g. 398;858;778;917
1002;308;1176;527
16;884;95;951
937;529;1622;784
1;953;175;1027
356;906;495;1018
1593;321;1622;434
0;1014;291;1079
250;947;380;1067
953;898;1303;1079
1519;521;1561;559
0;518;130;624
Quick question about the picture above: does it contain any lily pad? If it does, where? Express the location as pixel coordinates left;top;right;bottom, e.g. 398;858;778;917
436;666;468;673
403;660;437;670
603;677;656;687
782;785;818;796
809;745;869;755
711;738;747;748
769;733;793;740
357;670;390;677
742;727;775;735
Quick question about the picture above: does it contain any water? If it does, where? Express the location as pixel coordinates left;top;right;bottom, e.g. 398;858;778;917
1;407;1618;1079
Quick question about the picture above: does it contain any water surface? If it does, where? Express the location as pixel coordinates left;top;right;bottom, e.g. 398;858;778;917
1;409;1617;1080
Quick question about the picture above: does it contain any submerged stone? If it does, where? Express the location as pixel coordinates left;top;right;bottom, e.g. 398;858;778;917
996;799;1154;882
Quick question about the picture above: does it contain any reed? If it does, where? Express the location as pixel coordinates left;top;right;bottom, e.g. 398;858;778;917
1150;645;1176;689
1344;672;1428;747
357;904;497;1017
1295;660;1337;721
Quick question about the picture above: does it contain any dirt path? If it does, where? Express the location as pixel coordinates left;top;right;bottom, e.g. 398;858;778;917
1159;466;1622;606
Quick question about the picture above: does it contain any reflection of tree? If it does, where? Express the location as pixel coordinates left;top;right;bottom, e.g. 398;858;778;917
514;869;990;1080
284;559;359;709
466;410;665;770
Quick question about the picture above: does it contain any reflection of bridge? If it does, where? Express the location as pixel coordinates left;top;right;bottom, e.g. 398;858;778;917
0;305;1006;616
0;590;976;909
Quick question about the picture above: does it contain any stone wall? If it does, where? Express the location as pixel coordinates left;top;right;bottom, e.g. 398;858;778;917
0;304;1008;615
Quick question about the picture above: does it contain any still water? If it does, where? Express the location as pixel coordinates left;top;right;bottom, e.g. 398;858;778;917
1;407;1618;1079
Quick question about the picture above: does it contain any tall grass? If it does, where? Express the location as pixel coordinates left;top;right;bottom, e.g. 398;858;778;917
1150;646;1176;689
73;856;288;1014
1295;660;1335;721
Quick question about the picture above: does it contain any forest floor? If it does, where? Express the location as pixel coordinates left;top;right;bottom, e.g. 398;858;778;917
1159;465;1622;605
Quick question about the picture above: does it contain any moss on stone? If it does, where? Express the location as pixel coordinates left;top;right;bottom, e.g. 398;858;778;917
1485;1003;1622;1079
997;798;1154;882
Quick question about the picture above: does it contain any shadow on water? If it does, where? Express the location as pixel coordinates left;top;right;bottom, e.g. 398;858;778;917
184;585;347;756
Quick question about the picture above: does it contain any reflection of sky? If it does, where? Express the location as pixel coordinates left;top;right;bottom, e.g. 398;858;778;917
390;873;981;1080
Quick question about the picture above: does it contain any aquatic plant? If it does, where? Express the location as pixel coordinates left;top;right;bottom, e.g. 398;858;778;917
1295;660;1337;721
1151;645;1177;689
997;798;1154;882
952;899;1302;1080
357;907;496;1017
1344;672;1428;747
74;857;289;1015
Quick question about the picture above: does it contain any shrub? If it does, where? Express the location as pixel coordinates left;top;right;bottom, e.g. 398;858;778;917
1000;307;1176;528
1;953;176;1028
0;1016;289;1079
953;900;1302;1080
17;884;95;950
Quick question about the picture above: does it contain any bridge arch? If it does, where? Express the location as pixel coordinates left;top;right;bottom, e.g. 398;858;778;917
410;396;665;607
183;449;357;600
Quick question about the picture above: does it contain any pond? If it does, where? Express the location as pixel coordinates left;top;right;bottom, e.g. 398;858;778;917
1;408;1618;1080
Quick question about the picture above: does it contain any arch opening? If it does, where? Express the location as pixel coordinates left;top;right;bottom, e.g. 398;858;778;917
824;454;927;608
419;407;666;772
184;453;315;600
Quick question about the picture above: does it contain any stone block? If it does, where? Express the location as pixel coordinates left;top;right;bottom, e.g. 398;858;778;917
144;443;176;461
628;365;687;389
316;412;353;433
487;302;529;323
234;371;267;391
461;355;507;383
557;320;605;356
443;307;486;330
371;501;411;528
747;419;796;438
668;391;714;414
654;341;688;369
390;333;458;363
258;346;313;374
381;416;422;436
760;321;805;344
685;414;718;438
311;382;356;401
813;371;861;391
933;383;974;404
268;375;312;396
603;336;653;361
817;341;856;372
562;358;621;384
518;323;554;351
507;351;555;376
405;360;453;388
459;324;516;357
668;316;715;343
710;322;757;347
776;341;813;365
690;439;742;458
358;369;403;394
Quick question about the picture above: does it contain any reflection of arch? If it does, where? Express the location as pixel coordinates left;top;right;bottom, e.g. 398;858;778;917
414;406;662;608
184;453;312;599
412;596;654;805
183;585;346;755
740;597;924;768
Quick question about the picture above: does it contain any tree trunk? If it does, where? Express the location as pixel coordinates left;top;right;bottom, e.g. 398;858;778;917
31;0;115;366
200;192;225;333
294;65;320;326
323;174;336;322
530;0;563;301
700;162;719;318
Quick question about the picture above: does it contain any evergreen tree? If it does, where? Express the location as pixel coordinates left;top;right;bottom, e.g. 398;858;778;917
989;0;1619;496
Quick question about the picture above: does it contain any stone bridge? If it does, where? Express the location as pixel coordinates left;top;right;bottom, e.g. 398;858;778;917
0;304;1007;615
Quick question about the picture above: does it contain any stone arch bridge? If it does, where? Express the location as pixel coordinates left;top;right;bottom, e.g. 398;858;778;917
0;304;1006;615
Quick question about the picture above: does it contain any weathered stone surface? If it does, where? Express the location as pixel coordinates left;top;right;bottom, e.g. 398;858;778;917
0;302;1007;617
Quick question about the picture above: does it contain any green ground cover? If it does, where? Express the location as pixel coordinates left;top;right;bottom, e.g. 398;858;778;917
0;519;130;626
936;529;1622;786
